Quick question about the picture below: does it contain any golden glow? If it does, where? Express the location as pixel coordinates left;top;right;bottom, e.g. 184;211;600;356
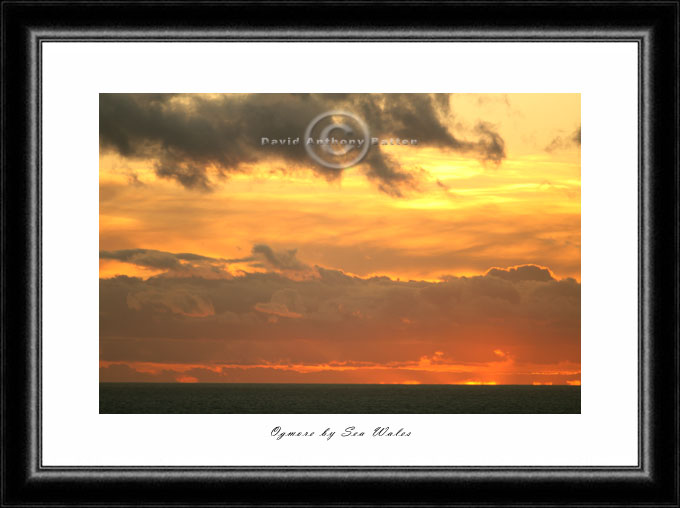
99;356;581;385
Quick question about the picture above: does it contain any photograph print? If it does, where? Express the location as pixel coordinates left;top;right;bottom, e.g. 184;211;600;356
99;93;581;414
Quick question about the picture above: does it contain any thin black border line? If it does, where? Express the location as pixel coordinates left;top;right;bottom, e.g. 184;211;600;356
32;34;648;41
34;35;644;476
675;0;680;500
2;0;674;3
4;0;674;4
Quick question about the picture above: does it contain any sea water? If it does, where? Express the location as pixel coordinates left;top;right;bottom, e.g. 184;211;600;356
99;383;580;414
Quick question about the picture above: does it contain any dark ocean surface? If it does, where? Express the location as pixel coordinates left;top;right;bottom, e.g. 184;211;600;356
99;383;580;414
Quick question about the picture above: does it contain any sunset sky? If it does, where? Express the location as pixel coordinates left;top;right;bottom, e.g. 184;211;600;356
99;93;580;385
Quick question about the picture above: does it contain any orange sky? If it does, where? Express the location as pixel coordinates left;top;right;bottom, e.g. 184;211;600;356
99;93;580;385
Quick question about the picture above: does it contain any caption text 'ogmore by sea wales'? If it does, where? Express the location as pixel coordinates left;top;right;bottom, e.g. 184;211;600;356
271;426;412;441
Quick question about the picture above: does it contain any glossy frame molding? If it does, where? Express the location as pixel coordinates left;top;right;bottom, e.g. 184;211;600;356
1;1;678;506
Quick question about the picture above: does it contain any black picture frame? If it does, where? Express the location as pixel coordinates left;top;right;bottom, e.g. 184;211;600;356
2;1;678;506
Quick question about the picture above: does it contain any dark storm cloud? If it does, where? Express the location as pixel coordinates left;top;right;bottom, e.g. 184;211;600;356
100;93;506;196
474;122;506;164
362;150;418;197
154;156;212;191
100;245;311;276
251;244;309;272
486;265;555;282
99;248;234;273
545;126;581;152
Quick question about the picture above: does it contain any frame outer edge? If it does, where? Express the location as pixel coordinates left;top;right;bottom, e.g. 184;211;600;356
1;1;678;506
